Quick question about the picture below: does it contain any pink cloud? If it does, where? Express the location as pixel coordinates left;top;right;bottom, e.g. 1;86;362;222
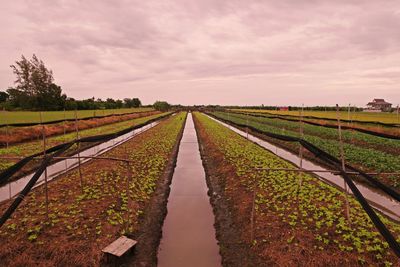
0;0;399;106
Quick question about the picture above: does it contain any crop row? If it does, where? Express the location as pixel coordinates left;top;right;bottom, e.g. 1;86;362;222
0;112;171;172
232;109;400;124
195;112;400;265
229;111;400;152
0;112;186;266
0;107;154;124
212;111;400;187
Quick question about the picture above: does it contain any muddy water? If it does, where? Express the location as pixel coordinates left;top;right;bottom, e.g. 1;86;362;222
0;120;162;203
207;114;400;221
158;113;221;267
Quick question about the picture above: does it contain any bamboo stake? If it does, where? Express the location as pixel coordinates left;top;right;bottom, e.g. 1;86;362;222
246;112;249;139
336;104;350;222
8;183;11;200
3;109;9;149
347;103;351;127
228;109;231;129
298;104;304;188
63;109;68;171
75;110;83;192
40;112;49;220
125;146;132;233
250;173;260;244
63;109;67;140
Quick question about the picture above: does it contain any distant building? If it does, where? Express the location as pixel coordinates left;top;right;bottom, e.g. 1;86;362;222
279;106;289;111
366;99;392;112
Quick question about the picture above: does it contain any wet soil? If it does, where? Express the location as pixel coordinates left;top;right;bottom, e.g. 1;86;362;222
126;113;187;267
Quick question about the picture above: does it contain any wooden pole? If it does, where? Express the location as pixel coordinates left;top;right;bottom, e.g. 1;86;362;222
5;124;9;149
250;174;259;244
246;112;249;139
125;146;131;232
228;109;231;129
298;104;304;188
8;183;11;200
347;104;351;127
75;110;83;191
63;109;68;171
336;104;350;222
40;112;49;220
4;109;9;148
93;110;96;128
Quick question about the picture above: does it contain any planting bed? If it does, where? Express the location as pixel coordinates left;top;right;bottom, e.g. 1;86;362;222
212;111;400;189
0;112;186;266
233;109;400;125
0;112;170;175
194;112;400;266
0;110;160;146
0;107;154;125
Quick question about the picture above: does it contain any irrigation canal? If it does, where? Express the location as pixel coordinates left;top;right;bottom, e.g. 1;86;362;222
207;114;400;222
158;113;221;267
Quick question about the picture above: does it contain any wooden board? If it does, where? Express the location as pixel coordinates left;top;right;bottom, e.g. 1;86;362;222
102;236;137;257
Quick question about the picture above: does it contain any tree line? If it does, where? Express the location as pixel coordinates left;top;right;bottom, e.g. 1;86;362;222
0;55;144;111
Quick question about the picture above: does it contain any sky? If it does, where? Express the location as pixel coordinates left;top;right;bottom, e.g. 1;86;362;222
0;0;400;106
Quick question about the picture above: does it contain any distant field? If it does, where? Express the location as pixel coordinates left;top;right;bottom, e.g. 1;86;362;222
232;109;400;124
0;107;154;124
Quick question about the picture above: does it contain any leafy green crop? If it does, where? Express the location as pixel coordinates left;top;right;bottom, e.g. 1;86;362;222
195;112;400;264
212;111;400;186
0;112;186;266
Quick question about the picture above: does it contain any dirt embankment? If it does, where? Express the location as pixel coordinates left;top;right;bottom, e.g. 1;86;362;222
0;111;160;146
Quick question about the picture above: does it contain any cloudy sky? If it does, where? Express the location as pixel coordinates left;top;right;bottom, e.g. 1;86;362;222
1;0;399;106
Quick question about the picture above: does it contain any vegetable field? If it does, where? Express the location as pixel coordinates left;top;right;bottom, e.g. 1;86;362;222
212;111;400;189
194;112;400;265
0;109;399;266
0;107;154;125
0;112;170;175
0;112;186;266
233;109;400;124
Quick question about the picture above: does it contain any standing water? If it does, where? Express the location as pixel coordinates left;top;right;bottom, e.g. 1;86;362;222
158;113;221;267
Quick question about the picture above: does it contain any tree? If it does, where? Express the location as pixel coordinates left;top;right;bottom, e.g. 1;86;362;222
153;101;170;111
9;54;65;110
0;91;9;102
123;98;142;108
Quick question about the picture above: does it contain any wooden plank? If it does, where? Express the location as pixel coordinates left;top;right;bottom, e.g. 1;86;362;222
102;236;137;257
